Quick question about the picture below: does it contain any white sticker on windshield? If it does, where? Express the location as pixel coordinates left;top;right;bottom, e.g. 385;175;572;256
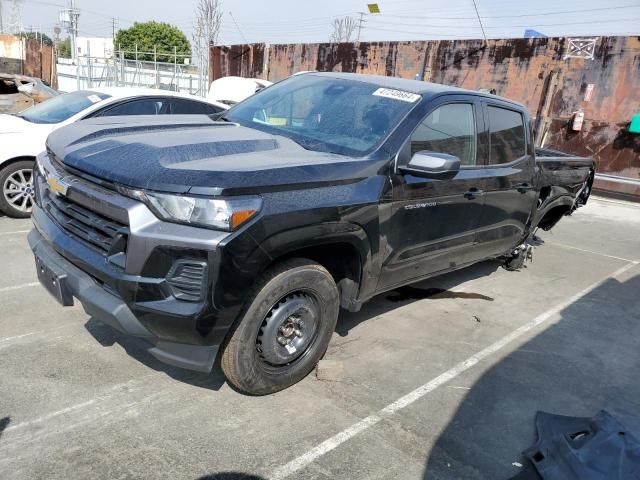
372;88;420;103
87;94;102;104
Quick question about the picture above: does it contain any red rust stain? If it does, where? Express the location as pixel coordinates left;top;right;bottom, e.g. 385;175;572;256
211;36;640;179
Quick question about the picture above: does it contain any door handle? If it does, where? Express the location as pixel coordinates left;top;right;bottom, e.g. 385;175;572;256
463;188;483;200
516;183;534;193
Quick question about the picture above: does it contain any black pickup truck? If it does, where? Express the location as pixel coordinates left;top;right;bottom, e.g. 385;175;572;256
28;73;594;395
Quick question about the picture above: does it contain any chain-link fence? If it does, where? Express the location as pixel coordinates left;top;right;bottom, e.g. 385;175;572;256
57;48;208;96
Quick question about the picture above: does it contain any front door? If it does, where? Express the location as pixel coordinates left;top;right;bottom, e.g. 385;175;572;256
378;97;487;291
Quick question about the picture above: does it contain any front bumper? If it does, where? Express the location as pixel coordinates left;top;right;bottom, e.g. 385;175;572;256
30;152;270;373
29;226;219;372
28;151;243;373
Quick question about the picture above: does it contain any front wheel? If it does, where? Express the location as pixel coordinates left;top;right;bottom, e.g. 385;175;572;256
221;259;340;395
0;160;36;218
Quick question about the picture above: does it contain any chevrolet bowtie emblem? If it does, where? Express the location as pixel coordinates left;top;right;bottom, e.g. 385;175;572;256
47;175;70;196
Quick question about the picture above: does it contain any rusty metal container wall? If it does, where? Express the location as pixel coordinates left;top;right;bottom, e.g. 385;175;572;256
211;36;639;182
0;34;25;74
0;36;57;88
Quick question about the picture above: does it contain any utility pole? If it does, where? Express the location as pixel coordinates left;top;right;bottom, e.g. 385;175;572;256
70;0;79;61
356;12;365;42
8;0;22;34
59;0;79;61
111;17;117;41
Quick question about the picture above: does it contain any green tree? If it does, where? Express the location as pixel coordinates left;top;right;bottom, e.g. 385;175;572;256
114;21;191;63
19;32;54;46
56;37;71;59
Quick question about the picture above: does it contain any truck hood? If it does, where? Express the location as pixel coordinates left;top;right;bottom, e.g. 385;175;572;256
47;115;379;195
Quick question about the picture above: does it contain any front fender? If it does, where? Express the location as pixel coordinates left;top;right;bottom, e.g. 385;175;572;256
247;221;377;301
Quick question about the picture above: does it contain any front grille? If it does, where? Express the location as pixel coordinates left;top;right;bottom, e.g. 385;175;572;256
44;190;128;257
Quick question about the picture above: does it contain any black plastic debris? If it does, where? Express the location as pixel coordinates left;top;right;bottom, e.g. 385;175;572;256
523;410;640;480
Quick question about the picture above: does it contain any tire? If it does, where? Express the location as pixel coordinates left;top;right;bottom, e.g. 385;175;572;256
0;160;36;218
221;258;340;395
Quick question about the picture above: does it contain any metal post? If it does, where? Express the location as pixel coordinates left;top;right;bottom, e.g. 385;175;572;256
86;40;92;88
154;45;158;89
135;43;139;86
119;45;124;87
262;43;270;82
174;46;177;91
535;69;561;147
76;54;80;90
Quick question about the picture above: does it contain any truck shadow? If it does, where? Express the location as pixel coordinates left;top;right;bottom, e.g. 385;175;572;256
83;260;501;392
421;271;640;479
0;416;10;442
84;319;227;391
195;474;267;480
336;260;500;337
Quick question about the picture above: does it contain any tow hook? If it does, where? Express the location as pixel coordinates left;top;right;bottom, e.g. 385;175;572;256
503;243;534;271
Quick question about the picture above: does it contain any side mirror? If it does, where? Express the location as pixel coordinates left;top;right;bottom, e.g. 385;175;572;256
400;151;461;179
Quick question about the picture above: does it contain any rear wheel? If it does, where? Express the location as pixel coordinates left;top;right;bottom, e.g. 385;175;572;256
221;259;340;395
0;160;35;218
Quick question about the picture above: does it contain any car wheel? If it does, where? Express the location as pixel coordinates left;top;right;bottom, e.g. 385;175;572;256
0;160;36;218
221;258;340;395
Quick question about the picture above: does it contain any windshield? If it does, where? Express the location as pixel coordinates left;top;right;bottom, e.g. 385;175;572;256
17;90;111;124
224;75;420;156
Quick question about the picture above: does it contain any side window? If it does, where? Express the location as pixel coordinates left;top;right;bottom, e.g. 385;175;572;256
171;99;223;115
101;99;166;116
488;106;526;164
410;103;476;166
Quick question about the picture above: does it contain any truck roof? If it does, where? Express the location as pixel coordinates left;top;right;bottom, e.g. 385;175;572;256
309;72;525;108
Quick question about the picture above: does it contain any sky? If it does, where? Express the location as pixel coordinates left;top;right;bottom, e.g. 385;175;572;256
4;0;640;46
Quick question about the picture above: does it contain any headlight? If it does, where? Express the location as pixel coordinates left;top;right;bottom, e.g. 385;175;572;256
143;191;262;231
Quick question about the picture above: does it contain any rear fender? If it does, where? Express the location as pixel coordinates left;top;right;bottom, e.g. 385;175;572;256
532;195;575;231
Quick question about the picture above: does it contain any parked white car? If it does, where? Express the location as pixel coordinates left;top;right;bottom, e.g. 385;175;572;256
207;76;273;105
0;88;228;217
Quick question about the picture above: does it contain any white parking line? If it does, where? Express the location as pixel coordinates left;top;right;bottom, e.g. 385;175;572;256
3;374;160;435
0;282;39;294
270;261;637;480
548;242;639;264
0;332;38;343
0;229;31;236
0;322;79;347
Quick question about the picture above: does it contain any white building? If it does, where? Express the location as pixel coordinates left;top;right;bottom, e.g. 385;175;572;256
76;37;114;59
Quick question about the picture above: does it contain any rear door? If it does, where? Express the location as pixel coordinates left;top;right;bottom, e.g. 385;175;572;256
378;95;487;290
472;102;538;259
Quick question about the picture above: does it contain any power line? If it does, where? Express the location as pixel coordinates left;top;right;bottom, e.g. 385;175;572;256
363;17;640;39
365;16;640;30
228;11;248;44
471;0;488;43
379;3;640;20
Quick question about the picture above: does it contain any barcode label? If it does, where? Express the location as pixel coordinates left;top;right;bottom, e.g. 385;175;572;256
372;88;421;103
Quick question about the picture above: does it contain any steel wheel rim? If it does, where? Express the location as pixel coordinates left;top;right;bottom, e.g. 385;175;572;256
3;169;34;213
256;292;320;366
